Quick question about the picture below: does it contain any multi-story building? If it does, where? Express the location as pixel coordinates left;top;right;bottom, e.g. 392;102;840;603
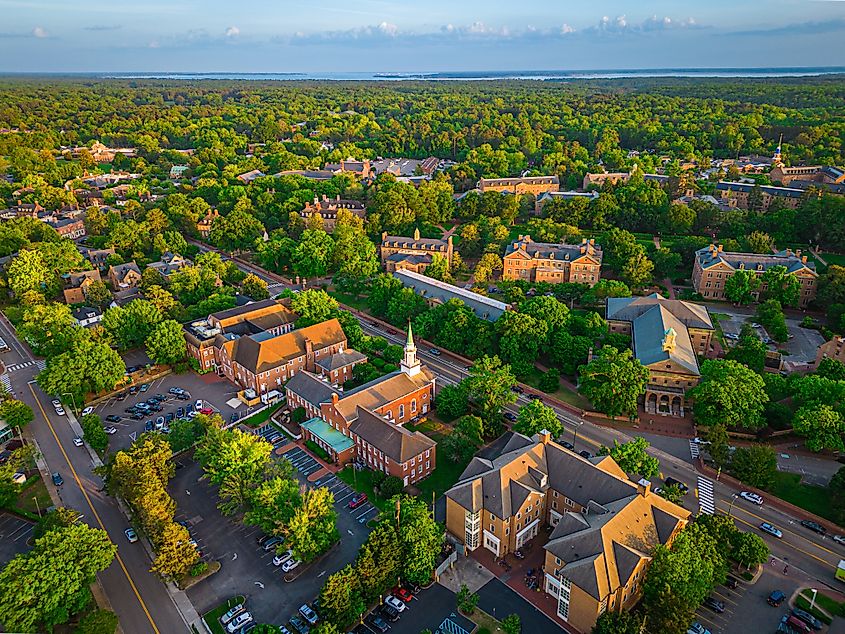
814;336;845;369
81;247;116;270
287;325;437;485
714;181;804;211
146;252;193;280
372;157;439;178
197;209;219;238
769;164;845;187
62;269;102;304
692;244;818;307
503;236;602;286
445;431;690;633
380;228;453;273
183;298;298;372
478;176;560;196
48;217;86;240
582;170;670;191
394;268;509;322
606;294;714;416
324;158;373;180
299;195;366;232
107;261;142;290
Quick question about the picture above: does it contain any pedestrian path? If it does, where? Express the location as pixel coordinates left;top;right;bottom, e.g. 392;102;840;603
5;359;45;374
689;439;700;460
698;476;715;515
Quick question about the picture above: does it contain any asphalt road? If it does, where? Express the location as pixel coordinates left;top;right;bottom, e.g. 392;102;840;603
0;314;188;634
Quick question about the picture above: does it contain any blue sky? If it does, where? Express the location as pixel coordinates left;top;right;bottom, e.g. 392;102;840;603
2;0;845;72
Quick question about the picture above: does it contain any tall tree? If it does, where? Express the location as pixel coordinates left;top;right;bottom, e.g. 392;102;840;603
318;565;365;628
578;347;649;419
597;438;660;479
792;404;845;452
513;400;562;438
761;265;801;307
731;445;778;489
726;323;767;373
37;338;126;405
244;475;302;536
150;522;199;582
465;355;517;436
285;487;339;563
723;269;760;305
688;360;768;430
145;319;187;365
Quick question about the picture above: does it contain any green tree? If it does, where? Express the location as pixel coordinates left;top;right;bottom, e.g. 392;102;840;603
435;383;469;420
80;413;109;454
597;438;660;479
290;289;340;327
425;253;452;282
84;280;113;310
209;207;265;251
756;299;789;343
550;330;593;376
620;250;654;288
0;399;34;430
829;466;845;524
37;338;126;405
816;358;845;381
0;523;116;633
144;285;179;315
520;295;571;337
793;404;845;452
501;614;522;634
513;400;562;438
244;475;302;536
7;248;53;297
730;531;769;570
726;324;767;373
689;360;768;430
651;247;683;281
150;522;199;582
578;346;649;419
761;265;800;307
75;609;118;634
318;564;365;627
465;355;518;436
474;252;503;283
731;445;778;489
166;416;207;453
241;273;270;300
293;229;335;280
539;367;561;393
723;269;761;305
746;231;774;254
496;311;548;375
19;301;81;357
705;423;731;469
101;299;163;350
285;487;339;563
456;583;479;615
144;319;187;366
656;483;684;505
591;611;641;634
393;495;442;586
581;279;631;307
32;507;82;540
355;522;402;603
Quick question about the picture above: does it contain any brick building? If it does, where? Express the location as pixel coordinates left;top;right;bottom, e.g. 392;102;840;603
692;244;818;307
62;269;102;304
380;228;453;273
107;261;142;290
299;195;366;232
769;164;845;187
445;431;689;633
478;176;560;196
503;236;602;285
606;294;714;417
714;181;804;211
48;217;86;240
197;209;219;238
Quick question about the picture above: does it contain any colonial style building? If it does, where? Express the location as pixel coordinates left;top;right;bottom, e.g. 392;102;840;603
692;244;818;307
62;270;102;304
445;432;689;633
394;268;509;322
814;336;845;369
146;252;193;280
769;164;845;187
299;195;366;232
197;209;220;238
503;236;602;286
107;261;143;290
184;299;298;372
606;294;714;416
478;176;560;196
324;158;373;180
714;181;804;211
81;247;116;270
380;228;454;273
48;217;86;240
287;325;437;485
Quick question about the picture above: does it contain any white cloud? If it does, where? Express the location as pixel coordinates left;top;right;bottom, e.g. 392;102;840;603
148;39;159;48
225;26;240;38
32;26;48;38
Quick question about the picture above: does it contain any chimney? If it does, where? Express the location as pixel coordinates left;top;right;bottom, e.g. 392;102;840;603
637;478;651;497
305;338;313;355
795;249;802;259
538;429;551;445
717;244;723;252
381;231;388;243
413;227;420;240
802;255;808;263
447;235;453;247
331;392;339;405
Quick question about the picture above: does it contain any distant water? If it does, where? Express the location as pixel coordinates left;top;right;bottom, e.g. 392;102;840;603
94;67;845;81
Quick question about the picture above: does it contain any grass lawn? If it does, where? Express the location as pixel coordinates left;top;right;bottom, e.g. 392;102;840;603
329;291;370;312
470;608;503;633
765;472;837;525
17;476;52;517
202;595;245;634
819;251;845;268
709;312;731;347
336;466;389;512
241;402;284;428
796;589;844;622
521;366;591;410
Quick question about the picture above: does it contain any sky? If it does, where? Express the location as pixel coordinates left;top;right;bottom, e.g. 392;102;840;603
2;0;845;73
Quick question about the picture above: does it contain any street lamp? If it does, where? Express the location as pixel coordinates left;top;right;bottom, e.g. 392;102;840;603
572;426;579;451
32;496;40;517
728;493;739;517
809;588;818;612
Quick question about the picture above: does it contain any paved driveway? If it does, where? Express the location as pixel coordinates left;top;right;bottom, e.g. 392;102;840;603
0;512;34;565
476;578;567;632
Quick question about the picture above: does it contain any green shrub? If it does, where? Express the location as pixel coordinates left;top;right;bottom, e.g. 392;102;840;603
379;476;404;498
189;561;209;577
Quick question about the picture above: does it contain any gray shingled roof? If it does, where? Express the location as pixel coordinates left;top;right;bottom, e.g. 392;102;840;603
606;293;713;331
284;370;339;408
315;349;367;372
348;407;435;463
695;246;817;275
394;269;508;322
504;237;603;264
632;305;700;375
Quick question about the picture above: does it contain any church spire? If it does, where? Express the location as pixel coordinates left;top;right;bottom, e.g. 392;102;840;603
401;320;421;377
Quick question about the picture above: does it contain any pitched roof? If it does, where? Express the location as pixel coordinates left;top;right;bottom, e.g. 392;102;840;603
284;370;339;408
109;261;141;280
504;236;603;264
316;349;367;372
211;298;297;331
230;318;346;374
349;407;435;463
394;268;508;322
695;246;817;276
334;369;435;422
632;305;700;375
606;293;713;330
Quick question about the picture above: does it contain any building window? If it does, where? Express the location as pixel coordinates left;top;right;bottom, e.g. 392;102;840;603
411;399;417;413
490;524;495;533
558;577;571;621
399;404;405;419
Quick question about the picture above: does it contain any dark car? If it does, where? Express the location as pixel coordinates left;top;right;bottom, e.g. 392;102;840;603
379;604;400;622
800;520;827;535
165;412;175;423
503;412;517;422
116;392;127;401
791;608;822;630
578;450;593;459
784;616;812;634
664;477;689;494
364;613;389;633
527;393;542;400
288;615;310;634
724;575;739;589
560;441;575;451
230;412;239;423
129;386;138;395
703;597;725;613
350;626;371;634
176;407;185;417
124;407;138;414
177;393;190;400
51;472;64;486
510;385;524;394
155;393;167;401
767;590;786;607
130;412;144;420
145;421;154;431
105;415;121;423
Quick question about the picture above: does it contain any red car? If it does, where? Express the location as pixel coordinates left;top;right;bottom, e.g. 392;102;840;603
392;587;414;602
199;407;214;416
348;493;368;509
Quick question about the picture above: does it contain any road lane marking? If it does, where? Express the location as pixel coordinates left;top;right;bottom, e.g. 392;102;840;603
28;384;162;634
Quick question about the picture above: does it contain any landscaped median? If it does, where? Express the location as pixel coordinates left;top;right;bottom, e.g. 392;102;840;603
202;595;245;634
793;588;845;626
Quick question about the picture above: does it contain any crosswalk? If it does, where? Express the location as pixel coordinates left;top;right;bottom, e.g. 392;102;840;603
0;373;13;395
689;439;700;459
4;359;46;374
267;282;286;296
698;476;715;515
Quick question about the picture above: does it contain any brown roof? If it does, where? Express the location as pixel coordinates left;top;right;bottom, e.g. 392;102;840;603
230;318;346;374
212;298;297;330
348;407;435;463
334;369;435;422
65;269;101;288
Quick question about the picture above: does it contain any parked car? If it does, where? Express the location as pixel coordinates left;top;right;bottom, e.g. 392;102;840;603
751;322;762;328
298;604;319;625
760;522;783;538
130;412;144;420
281;558;301;572
703;597;725;613
51;472;64;486
800;520;827;535
81;406;94;416
767;590;786;607
273;550;294;566
664;477;689;494
104;426;117;435
145;421;154;431
116;392;127;401
833;534;845;545
724;575;739;589
195;399;203;410
11;472;26;484
288;615;309;634
129;386;138;395
73;436;84;447
226;612;253;633
560;441;575;451
784;615;812;634
169;387;184;395
578;450;593;459
740;491;763;505
510;385;524;394
55;405;65;416
348;492;368;509
791;608;822;630
687;623;711;634
230;413;239;423
124;528;138;543
176;407;185;418
262;536;284;551
140;383;150;392
379;604;400;622
724;332;740;340
220;604;245;625
200;407;213;415
105;415;122;423
364;613;389;633
165;412;175;423
503;412;517;422
384;595;406;612
393;586;414;602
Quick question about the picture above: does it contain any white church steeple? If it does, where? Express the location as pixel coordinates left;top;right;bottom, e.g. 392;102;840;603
400;321;421;377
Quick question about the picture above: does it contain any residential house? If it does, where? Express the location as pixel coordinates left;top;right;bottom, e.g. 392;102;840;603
48;217;85;240
72;305;103;327
769;164;845;187
107;261;143;290
299;195;366;232
197;208;220;238
62;269;102;304
315;349;368;386
170;165;189;179
478;176;560;196
324;158;373;180
692;244;818;307
394;268;509;322
146;252;193;280
81;247;116;270
380;228;453;273
445;431;690;633
503;236;603;286
606;294;715;416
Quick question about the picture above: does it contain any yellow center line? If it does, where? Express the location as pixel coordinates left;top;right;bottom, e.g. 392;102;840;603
29;384;161;634
717;502;843;559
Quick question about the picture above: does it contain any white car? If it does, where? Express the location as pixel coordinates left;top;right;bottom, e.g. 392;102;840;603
833;534;845;545
687;622;711;634
281;558;301;572
384;595;406;612
692;437;711;445
226;612;252;633
73;437;84;447
195;399;203;410
11;472;26;484
55;405;66;416
104;426;117;435
220;604;245;625
273;549;293;566
124;528;138;543
740;491;763;505
81;406;94;416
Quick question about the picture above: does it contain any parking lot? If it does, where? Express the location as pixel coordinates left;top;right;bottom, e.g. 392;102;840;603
91;372;244;451
0;512;34;565
174;440;375;630
718;312;824;364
